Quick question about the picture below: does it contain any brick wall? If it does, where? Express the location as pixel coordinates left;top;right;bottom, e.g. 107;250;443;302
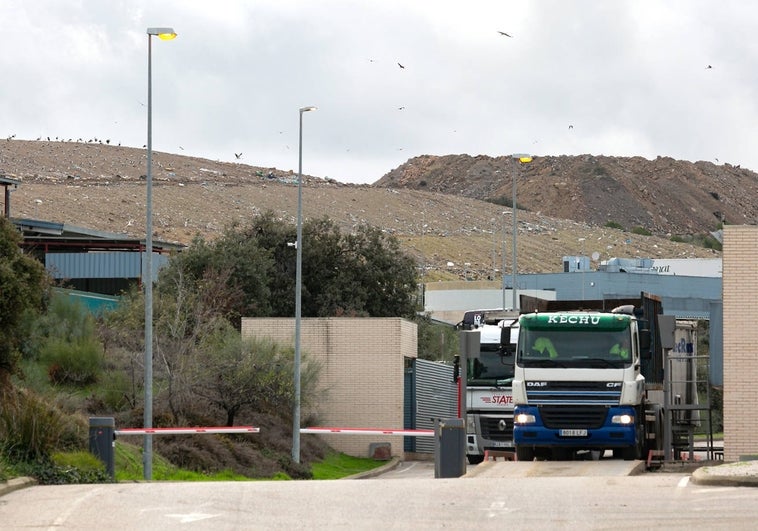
240;317;417;457
722;226;758;461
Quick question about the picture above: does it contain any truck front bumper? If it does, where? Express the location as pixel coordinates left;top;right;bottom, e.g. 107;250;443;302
513;405;637;448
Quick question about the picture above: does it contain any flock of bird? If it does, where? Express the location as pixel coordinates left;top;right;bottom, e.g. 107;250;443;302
7;30;717;167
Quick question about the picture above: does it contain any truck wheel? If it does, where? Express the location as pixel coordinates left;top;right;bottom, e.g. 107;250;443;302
467;455;484;465
622;425;644;460
516;445;535;462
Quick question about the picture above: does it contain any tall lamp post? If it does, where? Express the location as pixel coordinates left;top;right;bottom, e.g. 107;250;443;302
511;154;533;311
144;26;176;481
501;211;507;310
293;105;317;464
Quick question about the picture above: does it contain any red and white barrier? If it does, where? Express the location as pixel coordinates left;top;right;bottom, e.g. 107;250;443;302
115;426;260;436
301;426;434;437
114;425;433;437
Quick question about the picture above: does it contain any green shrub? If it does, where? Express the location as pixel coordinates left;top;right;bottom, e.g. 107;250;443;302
10;451;109;485
631;226;652;236
0;388;65;461
41;337;102;386
604;221;624;230
46;451;109;484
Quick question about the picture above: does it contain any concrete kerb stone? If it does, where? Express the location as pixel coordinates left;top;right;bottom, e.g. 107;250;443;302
343;457;403;479
0;459;404;489
0;477;37;497
691;460;758;487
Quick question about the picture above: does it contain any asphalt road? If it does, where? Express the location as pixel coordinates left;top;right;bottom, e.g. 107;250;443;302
2;460;757;529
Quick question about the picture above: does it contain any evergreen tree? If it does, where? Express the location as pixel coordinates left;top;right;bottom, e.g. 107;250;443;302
0;217;48;387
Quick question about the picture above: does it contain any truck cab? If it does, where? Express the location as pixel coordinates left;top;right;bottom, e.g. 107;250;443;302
461;312;519;464
512;307;649;461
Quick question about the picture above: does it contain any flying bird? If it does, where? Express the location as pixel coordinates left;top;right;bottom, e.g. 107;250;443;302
235;152;242;159
498;31;512;37
568;124;574;129
397;62;405;69
706;65;713;69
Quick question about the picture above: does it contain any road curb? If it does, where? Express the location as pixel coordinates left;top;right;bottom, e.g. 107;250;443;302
0;477;37;497
343;457;402;479
691;462;758;488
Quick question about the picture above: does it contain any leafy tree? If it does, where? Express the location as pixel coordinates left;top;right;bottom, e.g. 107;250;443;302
0;217;48;388
158;231;273;324
188;321;321;426
156;211;420;322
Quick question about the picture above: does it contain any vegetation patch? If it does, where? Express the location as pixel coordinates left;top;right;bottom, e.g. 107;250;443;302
631;226;652;236
604;221;624;230
310;451;387;480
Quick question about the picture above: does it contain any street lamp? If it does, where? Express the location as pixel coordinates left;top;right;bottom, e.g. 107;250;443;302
293;105;317;464
144;26;176;481
501;211;507;310
511;154;533;310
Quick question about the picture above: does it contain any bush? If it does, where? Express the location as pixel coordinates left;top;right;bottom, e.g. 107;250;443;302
631;226;652;236
42;337;102;386
0;388;66;461
43;451;109;484
604;221;624;230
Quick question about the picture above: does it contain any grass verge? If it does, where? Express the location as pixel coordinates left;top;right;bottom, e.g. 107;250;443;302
310;451;388;480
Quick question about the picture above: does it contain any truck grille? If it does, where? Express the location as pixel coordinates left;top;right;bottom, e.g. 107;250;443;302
539;405;608;429
480;416;513;441
525;381;621;405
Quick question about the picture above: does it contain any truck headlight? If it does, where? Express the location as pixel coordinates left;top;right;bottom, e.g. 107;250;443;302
611;414;634;425
466;415;476;433
515;413;536;425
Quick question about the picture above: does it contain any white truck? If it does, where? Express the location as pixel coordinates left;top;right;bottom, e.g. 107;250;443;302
510;293;704;462
458;309;519;464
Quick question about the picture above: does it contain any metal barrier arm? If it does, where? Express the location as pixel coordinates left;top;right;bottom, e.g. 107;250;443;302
115;426;260;436
301;427;434;437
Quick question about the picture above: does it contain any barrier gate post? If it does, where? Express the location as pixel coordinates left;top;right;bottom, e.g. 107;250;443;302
434;417;466;478
89;417;115;481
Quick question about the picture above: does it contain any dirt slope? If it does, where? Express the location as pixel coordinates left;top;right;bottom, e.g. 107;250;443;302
2;140;721;280
377;153;758;235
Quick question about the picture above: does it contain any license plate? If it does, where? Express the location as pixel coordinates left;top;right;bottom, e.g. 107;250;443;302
491;441;509;447
559;429;588;437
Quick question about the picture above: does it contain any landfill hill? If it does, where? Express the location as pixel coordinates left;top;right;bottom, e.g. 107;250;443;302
2;140;725;280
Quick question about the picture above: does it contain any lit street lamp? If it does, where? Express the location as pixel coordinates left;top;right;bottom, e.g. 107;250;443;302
144;26;176;481
511;154;533;310
293;105;317;464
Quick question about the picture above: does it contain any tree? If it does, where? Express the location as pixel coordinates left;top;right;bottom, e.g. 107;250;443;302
189;322;321;426
155;211;420;323
0;217;48;388
157;231;274;323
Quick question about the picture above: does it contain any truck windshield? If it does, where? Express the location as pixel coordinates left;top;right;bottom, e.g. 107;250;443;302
517;327;633;369
467;344;514;386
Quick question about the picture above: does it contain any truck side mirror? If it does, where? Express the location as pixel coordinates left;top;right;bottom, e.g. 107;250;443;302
500;326;515;357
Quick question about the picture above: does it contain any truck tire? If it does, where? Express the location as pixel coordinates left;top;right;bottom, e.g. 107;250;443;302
621;422;644;460
467;455;484;465
516;445;535;461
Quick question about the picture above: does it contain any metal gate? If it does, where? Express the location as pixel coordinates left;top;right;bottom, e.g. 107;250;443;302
404;359;457;453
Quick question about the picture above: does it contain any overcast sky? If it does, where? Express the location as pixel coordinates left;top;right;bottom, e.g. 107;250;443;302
1;1;755;184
